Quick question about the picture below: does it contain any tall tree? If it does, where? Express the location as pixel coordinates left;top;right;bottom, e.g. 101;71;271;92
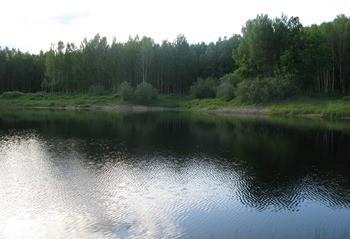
139;36;154;83
234;14;276;78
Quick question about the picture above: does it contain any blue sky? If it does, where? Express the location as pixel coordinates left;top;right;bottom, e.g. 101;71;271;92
1;0;349;53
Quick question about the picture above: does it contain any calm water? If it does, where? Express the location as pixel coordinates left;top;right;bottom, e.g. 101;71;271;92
0;110;350;239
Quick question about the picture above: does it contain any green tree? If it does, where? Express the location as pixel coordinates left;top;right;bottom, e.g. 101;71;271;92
234;14;276;78
118;81;134;100
217;81;234;101
134;82;157;103
190;77;217;99
139;36;154;83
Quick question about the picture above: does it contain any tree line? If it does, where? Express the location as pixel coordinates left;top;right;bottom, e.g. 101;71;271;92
0;14;349;97
0;34;239;94
234;14;350;95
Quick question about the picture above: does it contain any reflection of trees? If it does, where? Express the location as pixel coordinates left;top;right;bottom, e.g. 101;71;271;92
230;121;350;210
1;110;350;211
233;166;350;211
315;131;350;163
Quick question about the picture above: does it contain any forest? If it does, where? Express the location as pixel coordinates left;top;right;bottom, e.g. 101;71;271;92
0;14;350;103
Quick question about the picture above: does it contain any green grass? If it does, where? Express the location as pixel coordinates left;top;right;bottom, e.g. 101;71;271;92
0;92;124;108
149;94;190;108
1;92;350;119
269;96;350;118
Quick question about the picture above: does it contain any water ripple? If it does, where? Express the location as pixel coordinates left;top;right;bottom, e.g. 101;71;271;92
1;111;350;239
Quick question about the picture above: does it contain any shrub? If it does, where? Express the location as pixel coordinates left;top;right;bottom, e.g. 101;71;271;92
134;82;157;104
236;75;298;103
218;73;241;87
118;82;134;100
190;78;216;99
28;92;47;99
1;91;25;98
88;83;105;96
217;82;235;101
343;95;350;101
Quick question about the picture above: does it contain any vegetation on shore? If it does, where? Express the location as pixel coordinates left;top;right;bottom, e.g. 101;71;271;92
1;14;350;96
1;14;350;118
1;91;349;119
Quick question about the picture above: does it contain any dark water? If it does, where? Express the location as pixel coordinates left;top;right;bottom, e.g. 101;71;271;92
0;110;350;239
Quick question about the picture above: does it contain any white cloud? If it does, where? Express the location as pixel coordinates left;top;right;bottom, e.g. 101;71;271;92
1;0;349;53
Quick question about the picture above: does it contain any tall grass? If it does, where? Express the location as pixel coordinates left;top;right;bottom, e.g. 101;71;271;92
0;92;349;119
0;92;124;107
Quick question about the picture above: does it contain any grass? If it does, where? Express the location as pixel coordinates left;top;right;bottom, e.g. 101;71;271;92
269;96;350;118
0;92;350;119
149;94;190;108
0;92;124;108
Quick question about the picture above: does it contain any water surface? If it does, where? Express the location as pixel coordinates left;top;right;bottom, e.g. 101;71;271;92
0;110;349;238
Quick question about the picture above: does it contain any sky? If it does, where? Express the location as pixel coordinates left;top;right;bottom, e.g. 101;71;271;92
1;0;349;54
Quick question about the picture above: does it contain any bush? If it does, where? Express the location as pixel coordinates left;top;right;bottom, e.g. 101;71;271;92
28;92;47;99
118;82;134;100
218;73;241;88
217;82;235;101
190;78;216;99
88;83;105;96
134;82;157;104
236;75;298;103
1;91;25;98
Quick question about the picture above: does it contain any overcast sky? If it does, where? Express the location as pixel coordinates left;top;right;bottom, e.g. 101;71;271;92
1;0;349;53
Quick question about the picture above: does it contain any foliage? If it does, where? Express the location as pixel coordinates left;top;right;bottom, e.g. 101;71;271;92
118;82;134;100
0;48;45;94
216;73;240;101
236;75;298;103
0;93;125;107
0;33;240;95
270;97;350;117
218;73;241;87
155;94;191;108
190;78;217;99
88;83;105;96
234;14;350;94
27;92;47;99
1;91;25;98
41;78;49;92
217;82;235;101
134;82;157;103
233;14;304;79
1;14;350;102
0;92;349;118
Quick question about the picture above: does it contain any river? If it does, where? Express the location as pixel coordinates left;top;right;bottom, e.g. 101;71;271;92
0;110;349;238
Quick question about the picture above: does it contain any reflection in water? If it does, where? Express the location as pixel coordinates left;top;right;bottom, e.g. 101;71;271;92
0;110;350;238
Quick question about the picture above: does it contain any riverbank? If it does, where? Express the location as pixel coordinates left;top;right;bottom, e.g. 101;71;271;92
0;93;350;119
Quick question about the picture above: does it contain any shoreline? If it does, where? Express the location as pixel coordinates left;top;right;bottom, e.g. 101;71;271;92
0;105;171;112
2;104;350;121
0;93;349;120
